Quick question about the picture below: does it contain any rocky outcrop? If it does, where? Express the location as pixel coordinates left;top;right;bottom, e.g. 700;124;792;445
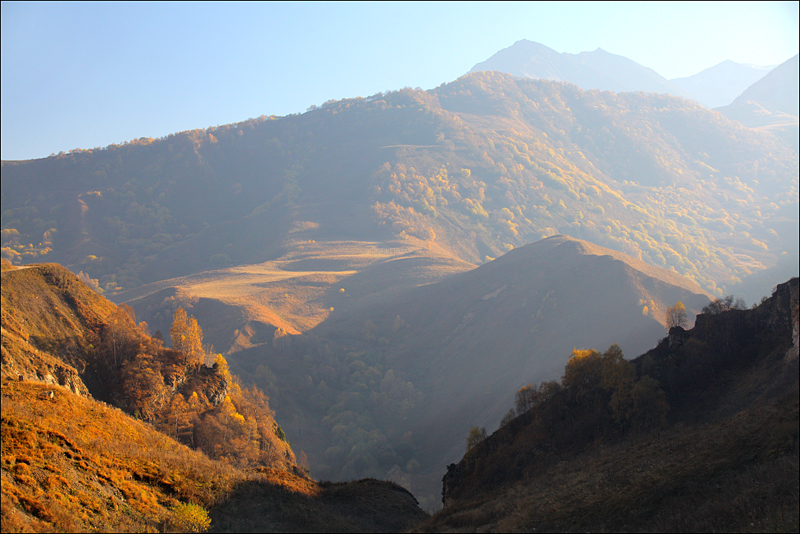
177;364;228;406
1;315;91;397
2;353;90;397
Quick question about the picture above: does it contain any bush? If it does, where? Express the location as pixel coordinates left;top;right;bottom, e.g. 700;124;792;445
170;502;211;533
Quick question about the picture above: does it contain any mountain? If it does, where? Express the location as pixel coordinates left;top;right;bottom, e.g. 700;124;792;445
670;59;774;108
728;54;799;117
3;71;797;507
212;235;710;509
470;39;690;97
422;277;798;532
715;54;799;151
2;72;796;301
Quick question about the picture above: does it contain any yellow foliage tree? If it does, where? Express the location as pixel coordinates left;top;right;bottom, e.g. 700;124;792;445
170;307;204;366
666;301;687;330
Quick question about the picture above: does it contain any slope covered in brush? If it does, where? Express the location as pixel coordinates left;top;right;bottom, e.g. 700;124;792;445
1;260;295;471
1;260;430;531
421;277;798;532
2;72;796;299
1;379;429;533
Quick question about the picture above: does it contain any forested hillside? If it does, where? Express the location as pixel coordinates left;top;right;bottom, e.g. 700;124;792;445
2;72;796;299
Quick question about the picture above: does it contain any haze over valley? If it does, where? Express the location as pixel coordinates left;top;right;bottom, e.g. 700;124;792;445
2;3;798;531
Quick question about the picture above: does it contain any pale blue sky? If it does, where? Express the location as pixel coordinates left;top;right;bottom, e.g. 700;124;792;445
2;1;798;160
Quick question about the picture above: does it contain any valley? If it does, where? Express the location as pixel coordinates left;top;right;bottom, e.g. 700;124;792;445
2;25;798;531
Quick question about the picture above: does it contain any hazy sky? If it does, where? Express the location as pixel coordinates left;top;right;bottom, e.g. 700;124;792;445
2;1;798;160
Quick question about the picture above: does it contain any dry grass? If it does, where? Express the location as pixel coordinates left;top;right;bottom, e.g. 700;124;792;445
1;379;430;533
117;237;473;355
1;378;244;532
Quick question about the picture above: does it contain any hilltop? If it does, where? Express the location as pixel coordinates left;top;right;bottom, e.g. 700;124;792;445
419;277;798;532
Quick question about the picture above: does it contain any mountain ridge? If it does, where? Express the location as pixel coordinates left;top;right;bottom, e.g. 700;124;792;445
470;39;690;97
3;72;795;302
670;59;775;108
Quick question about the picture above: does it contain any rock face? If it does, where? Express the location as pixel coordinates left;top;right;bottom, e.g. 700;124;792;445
178;364;229;407
3;355;90;397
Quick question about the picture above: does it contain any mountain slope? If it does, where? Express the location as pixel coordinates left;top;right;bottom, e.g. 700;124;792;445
470;39;689;96
421;277;798;532
1;379;429;533
728;54;799;117
715;54;799;152
1;260;297;471
2;72;796;301
1;260;430;532
670;59;774;108
316;235;710;466
221;235;710;509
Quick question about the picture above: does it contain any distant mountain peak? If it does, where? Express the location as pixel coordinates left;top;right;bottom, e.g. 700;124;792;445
670;59;777;108
470;40;688;97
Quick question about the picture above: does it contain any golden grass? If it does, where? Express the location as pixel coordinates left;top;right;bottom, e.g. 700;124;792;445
1;379;244;532
1;379;430;533
118;238;473;353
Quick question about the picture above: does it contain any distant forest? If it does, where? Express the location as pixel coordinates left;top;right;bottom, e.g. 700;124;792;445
2;72;797;297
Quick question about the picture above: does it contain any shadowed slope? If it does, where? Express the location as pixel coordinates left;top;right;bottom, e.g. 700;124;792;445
418;278;798;532
321;236;710;469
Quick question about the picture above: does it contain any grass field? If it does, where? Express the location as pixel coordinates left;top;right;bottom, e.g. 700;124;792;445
118;237;475;354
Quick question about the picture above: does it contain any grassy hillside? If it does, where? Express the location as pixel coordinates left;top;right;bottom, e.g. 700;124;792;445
1;261;297;471
1;379;429;533
1;378;241;532
115;237;474;356
418;277;798;532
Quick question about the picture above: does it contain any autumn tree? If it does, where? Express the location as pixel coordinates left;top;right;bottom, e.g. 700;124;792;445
562;349;604;405
514;383;540;415
466;426;487;452
600;344;637;425
170;307;204;366
103;305;138;368
499;408;516;428
666;301;687;330
702;295;746;315
628;375;669;430
119;352;168;420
